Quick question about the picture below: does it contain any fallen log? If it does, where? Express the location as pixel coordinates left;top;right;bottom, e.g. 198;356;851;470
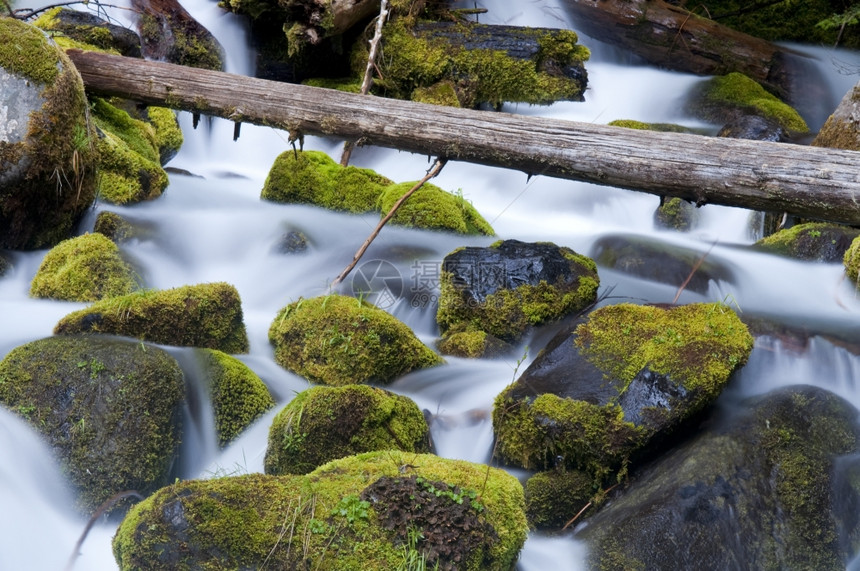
561;0;806;98
66;49;860;225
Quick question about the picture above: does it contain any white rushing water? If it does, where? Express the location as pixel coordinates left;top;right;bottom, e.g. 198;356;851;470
3;0;860;569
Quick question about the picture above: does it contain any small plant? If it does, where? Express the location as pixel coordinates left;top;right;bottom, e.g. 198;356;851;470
396;527;438;571
332;494;370;524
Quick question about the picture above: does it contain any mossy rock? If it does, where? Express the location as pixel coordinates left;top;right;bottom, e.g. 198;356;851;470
812;81;860;151
607;119;697;133
268;294;443;386
145;106;184;164
687;72;809;133
33;7;142;56
0;335;183;513
54;282;250;353
0;16;98;249
654;197;699;231
29;232;138;301
436;328;513;358
113;450;527;570
579;386;860;570
525;469;596;530
844;235;860;285
197;349;274;447
264;384;430;475
436;240;599;343
493;302;754;478
90;98;169;204
377;182;495;235
374;20;589;108
261;150;393;213
756;222;860;262
93;211;140;243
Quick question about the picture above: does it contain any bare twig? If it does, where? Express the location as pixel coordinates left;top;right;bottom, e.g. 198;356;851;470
65;490;143;571
671;240;718;305
561;483;619;530
329;157;447;289
340;0;389;166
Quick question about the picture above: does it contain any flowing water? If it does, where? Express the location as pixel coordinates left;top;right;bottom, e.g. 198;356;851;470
3;1;860;569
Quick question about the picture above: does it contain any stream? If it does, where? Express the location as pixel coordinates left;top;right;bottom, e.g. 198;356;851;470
3;0;860;569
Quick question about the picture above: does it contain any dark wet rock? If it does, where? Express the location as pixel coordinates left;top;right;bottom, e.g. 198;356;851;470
717;113;789;141
274;229;309;253
437;240;599;345
591;234;733;294
579;386;860;571
132;0;224;70
113;451;527;570
264;384;430;475
0;336;183;513
0;17;98;249
93;211;141;243
493;302;754;479
813;80;860;151
34;7;142;56
756;222;860;262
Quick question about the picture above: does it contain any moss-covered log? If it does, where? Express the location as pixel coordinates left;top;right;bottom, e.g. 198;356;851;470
66;49;860;225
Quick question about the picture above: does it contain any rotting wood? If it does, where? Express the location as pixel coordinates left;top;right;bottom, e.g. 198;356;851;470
66;49;860;225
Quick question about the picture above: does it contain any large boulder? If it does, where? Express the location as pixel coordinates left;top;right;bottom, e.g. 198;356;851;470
0;16;98;249
579;386;860;570
436;240;599;346
113;450;528;570
813;80;860;151
196;349;274;447
29;232;139;301
268;294;443;386
0;336;183;513
54;282;250;353
264;384;430;475
493;302;754;479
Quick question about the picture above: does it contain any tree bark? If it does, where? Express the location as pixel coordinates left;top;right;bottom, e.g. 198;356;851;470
562;0;801;97
67;49;860;225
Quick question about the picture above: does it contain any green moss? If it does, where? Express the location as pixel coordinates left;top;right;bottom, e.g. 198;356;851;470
93;211;137;242
302;77;363;93
198;349;275;446
94;129;169;204
494;390;644;478
268;294;443;386
33;7;121;54
375;20;450;99
145;107;184;164
655;197;698;231
608;119;696;133
0;336;183;513
54;282;250;353
0;16;60;83
91;98;159;163
696;72;809;133
845;235;860;284
29;232;138;301
525;469;596;529
265;384;430;475
412;79;461;107
757;222;860;261
436;328;511;358
114;451;527;570
575;302;754;397
261;150;392;213
377;182;495;235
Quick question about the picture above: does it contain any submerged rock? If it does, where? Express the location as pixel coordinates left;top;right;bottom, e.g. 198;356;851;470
493;302;754;478
196;349;274;447
579;386;860;570
437;240;599;345
29;233;138;301
525;468;595;530
591;234;732;294
113;450;528;570
54;282;250;353
93;211;144;243
268;294;443;386
0;336;183;513
264;384;430;475
756;222;860;262
0;17;98;249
